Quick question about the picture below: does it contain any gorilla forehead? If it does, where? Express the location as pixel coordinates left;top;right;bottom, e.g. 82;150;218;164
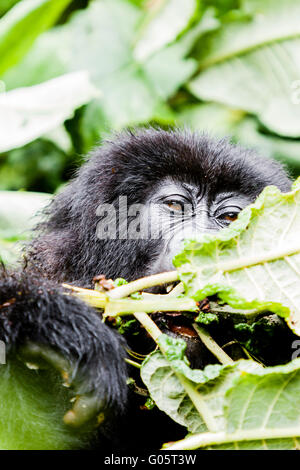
82;128;291;204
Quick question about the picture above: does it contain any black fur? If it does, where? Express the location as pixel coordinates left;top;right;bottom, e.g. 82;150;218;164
0;128;292;448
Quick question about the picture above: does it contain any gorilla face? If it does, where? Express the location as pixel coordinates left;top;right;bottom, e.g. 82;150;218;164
143;178;253;273
29;128;291;284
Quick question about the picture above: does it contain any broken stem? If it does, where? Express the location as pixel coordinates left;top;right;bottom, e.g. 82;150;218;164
109;271;179;300
133;311;217;432
193;323;234;365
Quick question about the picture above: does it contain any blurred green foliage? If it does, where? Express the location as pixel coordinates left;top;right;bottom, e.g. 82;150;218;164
1;0;300;192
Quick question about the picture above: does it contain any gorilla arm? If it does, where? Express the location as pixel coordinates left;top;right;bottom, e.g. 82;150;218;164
0;271;128;435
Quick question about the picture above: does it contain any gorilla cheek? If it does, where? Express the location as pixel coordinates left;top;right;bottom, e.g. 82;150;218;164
158;224;219;273
153;234;187;273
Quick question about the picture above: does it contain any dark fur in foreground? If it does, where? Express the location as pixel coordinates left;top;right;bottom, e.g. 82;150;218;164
0;128;292;448
0;272;128;409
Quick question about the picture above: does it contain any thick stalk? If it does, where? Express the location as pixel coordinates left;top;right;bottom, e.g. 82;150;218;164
164;427;300;450
109;271;178;300
193;323;234;365
134;311;217;432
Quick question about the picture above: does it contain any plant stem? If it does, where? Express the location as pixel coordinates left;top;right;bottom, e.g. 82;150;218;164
164;427;300;450
133;312;162;341
66;278;218;431
64;283;196;315
134;311;217;432
109;271;178;300
63;284;107;308
104;297;197;316
167;282;184;297
175;373;218;432
193;323;234;365
206;242;300;274
125;358;141;369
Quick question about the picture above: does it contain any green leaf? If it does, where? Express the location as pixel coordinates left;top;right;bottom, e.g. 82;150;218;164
143;8;219;100
0;138;69;192
0;0;72;76
0;0;20;18
141;337;300;450
189;0;300;137
165;359;300;450
0;190;50;239
2;0;209;138
2;26;70;91
134;0;198;61
174;178;300;336
141;336;225;433
178;103;300;171
0;359;95;449
0;71;99;153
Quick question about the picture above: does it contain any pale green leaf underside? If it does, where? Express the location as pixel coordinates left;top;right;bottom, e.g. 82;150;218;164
173;358;300;450
196;0;300;69
178;103;300;170
0;71;99;152
0;190;50;266
134;0;197;61
174;178;300;335
142;348;300;450
141;349;229;434
189;0;300;137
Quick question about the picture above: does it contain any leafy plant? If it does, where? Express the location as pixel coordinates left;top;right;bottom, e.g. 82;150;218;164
142;342;300;450
0;71;99;153
0;0;73;76
189;0;300;137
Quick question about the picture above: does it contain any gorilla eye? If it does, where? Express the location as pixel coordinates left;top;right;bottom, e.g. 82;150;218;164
162;195;191;213
166;201;184;212
218;210;240;225
224;212;238;222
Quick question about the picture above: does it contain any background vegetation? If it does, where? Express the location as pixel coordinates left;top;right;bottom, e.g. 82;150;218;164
2;0;300;262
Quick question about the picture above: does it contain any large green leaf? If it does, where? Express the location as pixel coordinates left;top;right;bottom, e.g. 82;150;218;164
0;71;99;153
0;359;95;449
2;0;213;136
178;103;300;171
141;335;300;450
174;178;300;336
189;0;300;137
141;336;227;434
0;0;72;76
143;9;219;100
0;0;20;18
134;0;198;61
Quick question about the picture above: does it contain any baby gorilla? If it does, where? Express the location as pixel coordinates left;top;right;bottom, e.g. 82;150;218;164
0;128;292;448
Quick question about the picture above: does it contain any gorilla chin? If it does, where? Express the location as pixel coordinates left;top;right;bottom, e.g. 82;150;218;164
0;127;292;450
